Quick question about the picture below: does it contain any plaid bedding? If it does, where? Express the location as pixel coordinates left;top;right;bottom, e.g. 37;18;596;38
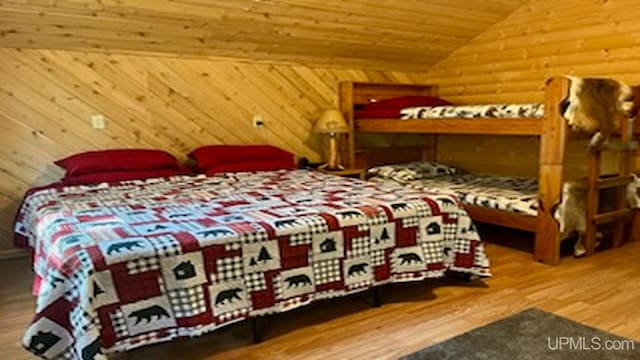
400;103;544;120
370;174;539;216
14;170;489;359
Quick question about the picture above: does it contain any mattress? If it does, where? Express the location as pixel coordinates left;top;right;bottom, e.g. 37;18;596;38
15;169;489;359
370;174;539;216
400;104;545;120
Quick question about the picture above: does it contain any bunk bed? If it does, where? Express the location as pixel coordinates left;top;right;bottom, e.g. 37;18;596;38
339;77;640;265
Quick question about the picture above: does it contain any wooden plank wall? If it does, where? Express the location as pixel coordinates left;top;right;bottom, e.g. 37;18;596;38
0;47;428;257
426;0;640;178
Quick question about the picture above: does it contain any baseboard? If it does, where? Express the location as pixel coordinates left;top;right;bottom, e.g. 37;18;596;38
0;248;28;260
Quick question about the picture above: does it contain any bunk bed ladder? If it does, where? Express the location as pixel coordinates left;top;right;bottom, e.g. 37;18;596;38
583;116;636;255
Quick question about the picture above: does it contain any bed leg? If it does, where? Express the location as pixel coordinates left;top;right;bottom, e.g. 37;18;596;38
372;286;381;308
251;317;262;344
534;223;561;265
458;272;474;283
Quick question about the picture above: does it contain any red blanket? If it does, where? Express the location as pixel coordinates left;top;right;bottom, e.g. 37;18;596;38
15;170;490;359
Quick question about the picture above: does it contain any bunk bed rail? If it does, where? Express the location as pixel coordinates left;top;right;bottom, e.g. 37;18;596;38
356;118;543;135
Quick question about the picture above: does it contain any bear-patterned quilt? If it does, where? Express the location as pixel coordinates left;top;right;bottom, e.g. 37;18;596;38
14;170;490;359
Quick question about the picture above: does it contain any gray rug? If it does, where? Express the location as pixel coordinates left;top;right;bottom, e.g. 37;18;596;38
401;308;639;360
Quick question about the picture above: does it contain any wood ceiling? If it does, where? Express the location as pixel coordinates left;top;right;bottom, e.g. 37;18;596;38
0;0;526;71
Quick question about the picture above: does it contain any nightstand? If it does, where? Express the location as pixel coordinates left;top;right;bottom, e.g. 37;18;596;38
315;168;366;180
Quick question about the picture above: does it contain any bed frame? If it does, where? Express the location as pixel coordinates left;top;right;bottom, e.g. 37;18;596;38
339;77;640;265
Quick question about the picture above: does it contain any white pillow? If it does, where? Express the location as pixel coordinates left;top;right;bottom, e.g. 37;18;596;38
367;162;462;183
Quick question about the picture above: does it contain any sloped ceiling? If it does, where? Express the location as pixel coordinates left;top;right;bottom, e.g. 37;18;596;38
0;0;527;71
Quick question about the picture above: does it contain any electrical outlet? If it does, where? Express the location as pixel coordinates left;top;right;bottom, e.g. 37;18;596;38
253;115;264;128
90;114;106;129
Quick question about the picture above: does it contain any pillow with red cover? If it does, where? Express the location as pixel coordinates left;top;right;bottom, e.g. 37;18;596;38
61;168;189;186
355;95;452;118
188;145;295;171
204;160;296;175
55;149;179;177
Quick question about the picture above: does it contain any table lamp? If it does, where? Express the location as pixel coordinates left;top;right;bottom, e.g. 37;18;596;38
313;109;349;170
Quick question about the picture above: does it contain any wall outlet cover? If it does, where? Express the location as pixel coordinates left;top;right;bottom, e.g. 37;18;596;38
91;114;106;129
252;115;264;127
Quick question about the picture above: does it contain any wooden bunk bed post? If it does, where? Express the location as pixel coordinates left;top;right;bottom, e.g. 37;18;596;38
630;86;640;244
610;112;631;249
339;81;440;168
340;82;356;168
535;77;570;265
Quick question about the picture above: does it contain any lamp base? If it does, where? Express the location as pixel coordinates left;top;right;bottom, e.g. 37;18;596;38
319;163;344;171
321;133;344;171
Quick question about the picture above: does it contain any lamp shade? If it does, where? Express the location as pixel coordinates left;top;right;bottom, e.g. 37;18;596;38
313;109;349;134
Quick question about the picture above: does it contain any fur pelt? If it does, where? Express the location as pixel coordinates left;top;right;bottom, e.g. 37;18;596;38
561;76;632;150
555;175;640;257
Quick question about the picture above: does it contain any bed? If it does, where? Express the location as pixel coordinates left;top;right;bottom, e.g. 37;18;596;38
340;78;640;264
369;164;640;258
15;169;489;359
368;170;539;216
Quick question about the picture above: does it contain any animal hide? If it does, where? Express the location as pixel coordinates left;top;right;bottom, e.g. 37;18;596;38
555;175;640;257
561;76;632;150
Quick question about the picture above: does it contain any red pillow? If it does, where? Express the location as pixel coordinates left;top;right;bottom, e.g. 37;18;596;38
55;149;178;177
365;95;452;109
204;160;295;175
62;168;188;185
356;108;406;118
355;95;452;118
189;145;295;171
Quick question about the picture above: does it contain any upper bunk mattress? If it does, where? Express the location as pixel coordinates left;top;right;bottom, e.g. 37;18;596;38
400;104;544;120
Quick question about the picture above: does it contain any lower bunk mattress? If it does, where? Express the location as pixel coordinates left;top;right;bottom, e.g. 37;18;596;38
370;170;640;221
369;173;539;216
14;169;489;359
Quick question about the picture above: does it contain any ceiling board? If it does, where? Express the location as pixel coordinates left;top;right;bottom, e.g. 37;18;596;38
0;0;527;71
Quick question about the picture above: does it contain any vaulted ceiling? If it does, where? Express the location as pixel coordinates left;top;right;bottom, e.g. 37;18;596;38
0;0;527;71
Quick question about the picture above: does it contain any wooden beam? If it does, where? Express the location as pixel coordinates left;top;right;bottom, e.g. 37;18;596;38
464;205;538;232
340;82;356;168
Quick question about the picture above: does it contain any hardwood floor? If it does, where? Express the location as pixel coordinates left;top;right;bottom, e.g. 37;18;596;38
2;238;639;359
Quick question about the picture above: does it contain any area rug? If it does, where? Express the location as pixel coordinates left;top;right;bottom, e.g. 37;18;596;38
401;308;639;360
